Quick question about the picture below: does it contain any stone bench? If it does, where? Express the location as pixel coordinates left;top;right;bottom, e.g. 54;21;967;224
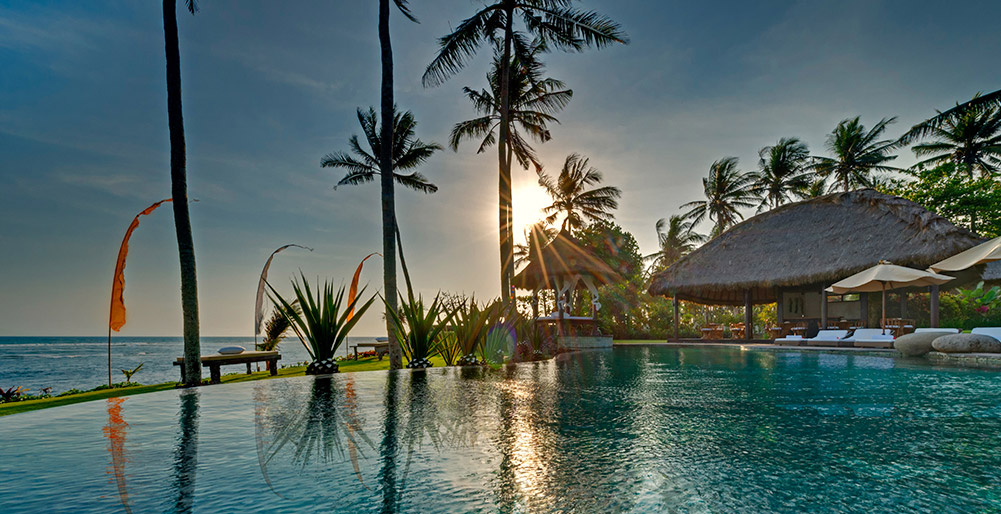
174;351;280;384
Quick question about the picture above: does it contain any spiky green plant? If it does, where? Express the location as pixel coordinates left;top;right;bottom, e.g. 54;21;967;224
120;362;144;384
268;273;375;374
436;331;462;366
453;297;493;365
386;293;457;368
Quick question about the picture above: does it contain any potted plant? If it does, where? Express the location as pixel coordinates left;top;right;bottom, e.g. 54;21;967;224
269;273;374;375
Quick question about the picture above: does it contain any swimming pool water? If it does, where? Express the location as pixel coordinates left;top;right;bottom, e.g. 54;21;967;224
2;346;1001;513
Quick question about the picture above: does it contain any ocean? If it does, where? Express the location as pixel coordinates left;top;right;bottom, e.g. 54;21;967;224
0;336;381;394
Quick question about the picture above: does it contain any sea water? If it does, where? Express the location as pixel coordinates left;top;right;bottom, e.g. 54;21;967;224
0;336;380;393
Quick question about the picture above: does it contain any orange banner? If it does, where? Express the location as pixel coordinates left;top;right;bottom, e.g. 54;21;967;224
347;252;380;322
109;199;171;331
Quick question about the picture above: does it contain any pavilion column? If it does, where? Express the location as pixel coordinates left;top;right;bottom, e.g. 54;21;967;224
776;289;784;324
672;296;680;342
860;293;869;327
744;289;753;341
930;284;940;328
899;292;908;318
820;286;828;329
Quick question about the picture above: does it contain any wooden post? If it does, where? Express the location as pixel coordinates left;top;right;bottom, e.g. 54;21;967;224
776;289;784;323
930;284;940;328
860;292;869;327
820;286;828;329
672;295;680;341
899;292;908;318
744;289;753;341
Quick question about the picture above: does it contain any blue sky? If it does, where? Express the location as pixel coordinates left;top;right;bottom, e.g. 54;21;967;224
1;0;999;336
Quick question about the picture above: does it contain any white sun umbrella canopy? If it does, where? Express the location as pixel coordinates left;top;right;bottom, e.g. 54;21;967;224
929;236;1001;273
827;261;954;334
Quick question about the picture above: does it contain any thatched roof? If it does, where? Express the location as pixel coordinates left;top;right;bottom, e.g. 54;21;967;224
513;229;622;290
648;189;984;305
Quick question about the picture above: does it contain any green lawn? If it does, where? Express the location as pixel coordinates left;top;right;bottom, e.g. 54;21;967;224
0;354;450;417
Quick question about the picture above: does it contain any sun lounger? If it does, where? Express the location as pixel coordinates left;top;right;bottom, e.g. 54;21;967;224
803;330;851;347
848;328;896;348
837;328;888;348
971;327;1001;341
774;335;805;346
914;328;960;334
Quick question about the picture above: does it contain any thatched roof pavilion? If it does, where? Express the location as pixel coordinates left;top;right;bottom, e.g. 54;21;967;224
648;189;983;304
513;229;622;291
648;189;989;338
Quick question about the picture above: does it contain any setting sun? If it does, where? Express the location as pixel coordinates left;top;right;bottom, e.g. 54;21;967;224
511;174;552;246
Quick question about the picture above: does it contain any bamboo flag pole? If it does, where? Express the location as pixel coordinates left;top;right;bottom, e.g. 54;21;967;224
108;199;172;387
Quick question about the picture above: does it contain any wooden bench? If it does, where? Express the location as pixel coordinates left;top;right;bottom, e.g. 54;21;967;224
350;342;389;360
173;351;280;384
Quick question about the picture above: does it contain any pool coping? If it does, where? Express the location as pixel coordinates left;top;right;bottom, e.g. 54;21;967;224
613;341;1001;369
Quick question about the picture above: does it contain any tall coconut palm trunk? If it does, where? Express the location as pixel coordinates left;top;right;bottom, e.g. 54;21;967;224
163;0;200;386
497;1;515;303
379;0;402;369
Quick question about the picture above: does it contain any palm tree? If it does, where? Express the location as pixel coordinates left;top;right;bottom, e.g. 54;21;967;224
812;116;901;192
322;107;440;195
449;39;573;173
423;0;628;302
794;177;829;200
645;215;705;273
905;88;1001;136
901;96;1001;178
751;137;811;210
539;153;621;233
163;0;200;386
379;0;419;369
514;221;556;270
681;157;757;237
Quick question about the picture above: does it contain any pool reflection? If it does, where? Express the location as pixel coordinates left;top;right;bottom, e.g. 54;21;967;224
170;389;199;514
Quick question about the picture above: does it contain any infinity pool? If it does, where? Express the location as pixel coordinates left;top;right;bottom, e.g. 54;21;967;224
2;346;1001;513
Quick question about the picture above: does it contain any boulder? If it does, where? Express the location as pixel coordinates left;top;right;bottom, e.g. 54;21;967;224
894;332;951;357
931;333;1001;354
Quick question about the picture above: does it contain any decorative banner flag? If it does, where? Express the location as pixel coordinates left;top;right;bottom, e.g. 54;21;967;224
347;253;381;322
254;244;313;341
109;199;172;332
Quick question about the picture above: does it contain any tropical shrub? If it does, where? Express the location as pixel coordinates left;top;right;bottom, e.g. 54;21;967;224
269;273;375;375
452;297;492;366
259;302;300;352
387;293;456;369
120;362;144;384
0;386;27;403
436;331;462;366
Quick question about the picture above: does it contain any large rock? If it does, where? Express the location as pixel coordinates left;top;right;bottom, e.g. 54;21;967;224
894;332;952;357
931;333;1001;354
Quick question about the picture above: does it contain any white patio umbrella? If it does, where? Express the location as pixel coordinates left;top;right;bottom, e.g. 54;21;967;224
929;236;1001;273
827;260;954;334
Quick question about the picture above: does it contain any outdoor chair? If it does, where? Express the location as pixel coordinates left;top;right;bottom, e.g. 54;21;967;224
972;327;1001;341
774;335;805;346
845;328;895;348
803;330;851;347
914;327;960;334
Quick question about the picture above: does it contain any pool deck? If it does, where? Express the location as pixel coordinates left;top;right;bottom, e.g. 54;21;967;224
613;341;1001;369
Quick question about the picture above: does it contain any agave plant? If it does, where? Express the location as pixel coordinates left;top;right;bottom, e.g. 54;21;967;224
480;300;517;367
268;273;375;375
452;298;492;366
436;331;462;366
386;293;457;369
